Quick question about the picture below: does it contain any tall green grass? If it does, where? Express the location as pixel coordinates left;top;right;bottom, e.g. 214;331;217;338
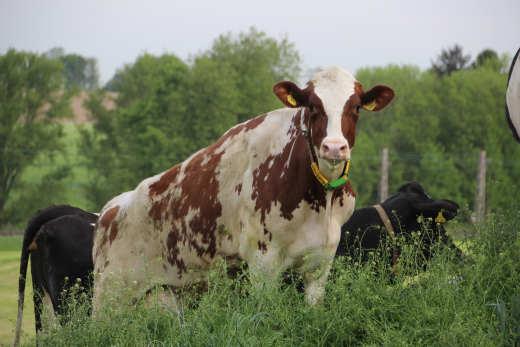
12;205;520;346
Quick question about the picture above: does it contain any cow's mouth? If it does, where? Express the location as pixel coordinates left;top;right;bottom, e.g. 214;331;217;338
323;158;345;169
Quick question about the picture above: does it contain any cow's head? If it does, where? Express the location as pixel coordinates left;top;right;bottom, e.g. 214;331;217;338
384;181;460;224
273;67;395;182
383;181;463;261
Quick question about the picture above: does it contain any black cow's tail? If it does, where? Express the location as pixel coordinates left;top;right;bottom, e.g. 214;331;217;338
12;205;92;347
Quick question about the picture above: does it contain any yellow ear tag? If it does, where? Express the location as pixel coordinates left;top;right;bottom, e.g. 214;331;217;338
393;262;401;276
435;212;446;224
287;94;297;106
362;100;376;111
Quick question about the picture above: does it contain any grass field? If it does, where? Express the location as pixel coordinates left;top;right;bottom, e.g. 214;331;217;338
0;208;518;346
22;123;93;209
0;237;35;347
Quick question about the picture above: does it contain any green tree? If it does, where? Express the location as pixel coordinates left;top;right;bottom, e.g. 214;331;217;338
61;53;87;89
474;49;500;69
352;63;519;212
432;66;517;210
82;53;239;209
352;65;463;206
182;56;240;151
201;27;302;123
81;29;301;210
472;49;512;73
79;53;190;208
431;44;471;77
44;47;100;90
0;49;74;225
85;57;100;90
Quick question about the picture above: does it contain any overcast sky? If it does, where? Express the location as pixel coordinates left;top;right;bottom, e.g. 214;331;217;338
1;0;519;85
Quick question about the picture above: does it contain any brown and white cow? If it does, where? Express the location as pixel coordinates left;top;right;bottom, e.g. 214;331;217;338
92;67;394;309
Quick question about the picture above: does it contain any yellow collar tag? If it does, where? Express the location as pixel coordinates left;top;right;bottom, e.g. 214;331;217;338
287;94;297;106
435;212;446;224
362;100;376;111
310;162;329;186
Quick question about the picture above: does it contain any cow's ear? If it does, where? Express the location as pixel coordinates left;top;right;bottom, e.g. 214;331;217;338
414;199;460;222
273;81;307;108
360;85;395;112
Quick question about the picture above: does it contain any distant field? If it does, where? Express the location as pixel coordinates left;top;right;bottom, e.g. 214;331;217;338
0;237;35;347
19;122;93;211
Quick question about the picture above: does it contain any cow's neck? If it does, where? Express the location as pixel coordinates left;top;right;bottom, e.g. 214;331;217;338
286;109;347;211
300;109;348;185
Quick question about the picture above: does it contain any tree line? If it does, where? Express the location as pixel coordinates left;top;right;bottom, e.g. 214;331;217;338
0;29;518;227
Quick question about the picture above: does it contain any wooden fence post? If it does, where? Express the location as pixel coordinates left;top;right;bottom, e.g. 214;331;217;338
380;147;388;204
475;150;486;222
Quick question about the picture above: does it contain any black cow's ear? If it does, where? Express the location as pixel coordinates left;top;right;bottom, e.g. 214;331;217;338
414;199;460;221
273;81;307;108
360;85;395;112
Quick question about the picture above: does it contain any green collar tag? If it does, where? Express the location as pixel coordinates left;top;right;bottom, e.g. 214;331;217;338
324;174;349;190
310;159;350;191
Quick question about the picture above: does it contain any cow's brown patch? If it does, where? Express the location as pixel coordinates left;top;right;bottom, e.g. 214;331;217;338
166;229;187;276
235;183;242;196
99;206;120;228
332;181;356;207
258;241;267;254
109;221;119;245
354;81;365;98
242;114;267;132
307;94;328;155
342;90;361;149
252;110;327;225
149;194;171;232
28;241;37;251
161;115;267;273
148;165;181;198
99;206;120;247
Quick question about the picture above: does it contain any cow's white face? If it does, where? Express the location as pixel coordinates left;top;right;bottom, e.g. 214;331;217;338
273;66;395;181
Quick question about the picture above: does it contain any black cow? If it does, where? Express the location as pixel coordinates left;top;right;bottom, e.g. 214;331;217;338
285;181;461;291
506;47;520;145
12;205;97;347
336;181;462;272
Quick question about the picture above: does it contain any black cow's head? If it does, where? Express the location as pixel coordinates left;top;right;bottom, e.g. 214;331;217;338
380;181;462;265
339;181;462;275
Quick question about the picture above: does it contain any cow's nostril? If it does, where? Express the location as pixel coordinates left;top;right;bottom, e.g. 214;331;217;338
324;145;330;152
340;145;346;152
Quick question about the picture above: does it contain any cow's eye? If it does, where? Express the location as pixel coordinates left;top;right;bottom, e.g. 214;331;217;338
309;105;314;111
356;105;360;111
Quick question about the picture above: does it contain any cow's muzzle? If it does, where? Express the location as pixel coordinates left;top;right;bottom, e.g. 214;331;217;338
320;141;349;161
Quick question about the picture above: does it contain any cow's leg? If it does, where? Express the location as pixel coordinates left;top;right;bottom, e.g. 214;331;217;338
41;287;57;330
32;285;43;334
145;285;183;314
302;262;333;306
246;252;286;299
